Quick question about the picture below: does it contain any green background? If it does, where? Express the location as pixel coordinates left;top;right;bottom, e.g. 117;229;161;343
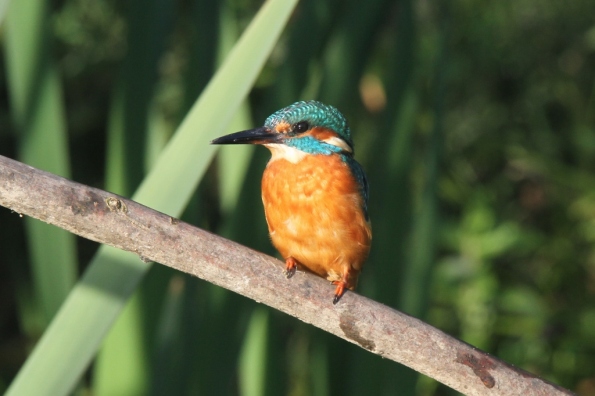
0;0;594;394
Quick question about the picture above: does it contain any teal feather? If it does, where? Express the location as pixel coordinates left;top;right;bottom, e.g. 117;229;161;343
284;136;344;155
345;156;370;221
264;100;354;150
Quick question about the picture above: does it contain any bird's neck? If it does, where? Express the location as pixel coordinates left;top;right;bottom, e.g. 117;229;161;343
264;134;354;164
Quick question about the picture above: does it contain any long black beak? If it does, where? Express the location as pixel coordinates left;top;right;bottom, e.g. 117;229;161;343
211;127;280;145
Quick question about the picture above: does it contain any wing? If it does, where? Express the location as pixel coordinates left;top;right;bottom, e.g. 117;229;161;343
345;157;370;221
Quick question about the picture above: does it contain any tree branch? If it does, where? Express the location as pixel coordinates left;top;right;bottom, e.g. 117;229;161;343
0;155;572;396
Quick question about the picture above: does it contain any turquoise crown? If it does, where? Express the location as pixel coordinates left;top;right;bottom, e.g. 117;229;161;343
264;101;353;149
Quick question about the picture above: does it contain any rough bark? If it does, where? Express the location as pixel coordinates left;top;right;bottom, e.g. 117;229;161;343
0;155;573;396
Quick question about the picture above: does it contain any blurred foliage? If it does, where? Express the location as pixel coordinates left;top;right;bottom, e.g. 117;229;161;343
1;0;595;395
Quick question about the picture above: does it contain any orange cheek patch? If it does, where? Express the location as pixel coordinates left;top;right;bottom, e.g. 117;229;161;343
304;126;337;140
275;121;291;134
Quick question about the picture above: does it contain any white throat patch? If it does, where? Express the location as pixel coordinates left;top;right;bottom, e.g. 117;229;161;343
264;143;307;164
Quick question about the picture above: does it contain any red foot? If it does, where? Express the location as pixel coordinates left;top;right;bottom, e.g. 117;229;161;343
332;281;347;305
284;257;297;279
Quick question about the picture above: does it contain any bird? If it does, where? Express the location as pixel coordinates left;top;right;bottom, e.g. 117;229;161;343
211;101;371;304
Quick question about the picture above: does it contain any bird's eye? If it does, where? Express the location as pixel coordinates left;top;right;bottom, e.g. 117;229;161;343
293;121;310;133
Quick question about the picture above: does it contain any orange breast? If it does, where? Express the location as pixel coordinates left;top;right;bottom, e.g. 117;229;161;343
261;154;372;290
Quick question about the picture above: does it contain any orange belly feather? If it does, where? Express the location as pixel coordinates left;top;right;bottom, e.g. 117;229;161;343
261;154;372;290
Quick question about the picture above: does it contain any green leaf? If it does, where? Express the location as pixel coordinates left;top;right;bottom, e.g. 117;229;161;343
5;0;298;394
5;0;77;324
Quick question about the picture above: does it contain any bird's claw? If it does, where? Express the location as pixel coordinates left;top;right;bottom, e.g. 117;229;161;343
332;280;347;305
284;257;297;279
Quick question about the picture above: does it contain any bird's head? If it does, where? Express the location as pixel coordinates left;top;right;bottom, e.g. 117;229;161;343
211;101;354;158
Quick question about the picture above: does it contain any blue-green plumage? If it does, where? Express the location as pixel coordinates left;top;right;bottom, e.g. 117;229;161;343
264;101;354;149
345;156;369;221
284;135;344;155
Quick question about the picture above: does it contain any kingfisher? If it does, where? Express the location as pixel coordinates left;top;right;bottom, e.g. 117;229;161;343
211;101;371;304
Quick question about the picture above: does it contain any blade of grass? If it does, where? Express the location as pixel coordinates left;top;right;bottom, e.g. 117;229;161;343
0;0;10;27
138;5;254;392
238;308;269;396
348;0;420;394
400;3;447;319
96;2;255;392
94;292;150;395
5;0;298;394
104;0;173;196
218;107;255;214
94;0;175;392
4;0;77;324
148;275;189;396
216;2;255;216
318;0;393;109
308;338;330;396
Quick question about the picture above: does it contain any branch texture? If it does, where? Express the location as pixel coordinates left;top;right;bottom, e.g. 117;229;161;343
0;155;572;396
